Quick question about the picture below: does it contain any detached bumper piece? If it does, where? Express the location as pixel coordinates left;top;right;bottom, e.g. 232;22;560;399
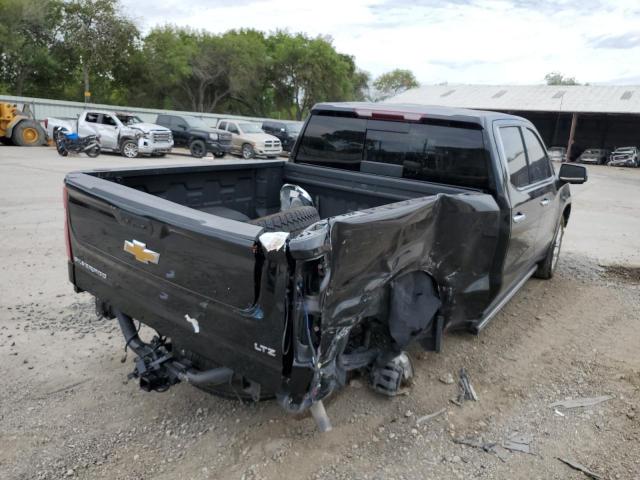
116;311;233;392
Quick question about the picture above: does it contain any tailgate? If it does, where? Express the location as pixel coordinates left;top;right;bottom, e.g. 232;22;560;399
65;172;287;385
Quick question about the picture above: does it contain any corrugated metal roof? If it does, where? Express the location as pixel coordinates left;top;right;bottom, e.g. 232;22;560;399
387;85;640;114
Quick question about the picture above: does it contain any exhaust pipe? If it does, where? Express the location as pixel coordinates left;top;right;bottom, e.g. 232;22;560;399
115;310;233;387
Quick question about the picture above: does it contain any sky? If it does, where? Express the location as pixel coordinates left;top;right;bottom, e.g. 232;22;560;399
119;0;640;86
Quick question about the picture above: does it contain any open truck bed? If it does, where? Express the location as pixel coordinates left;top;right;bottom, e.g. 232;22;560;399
65;160;500;414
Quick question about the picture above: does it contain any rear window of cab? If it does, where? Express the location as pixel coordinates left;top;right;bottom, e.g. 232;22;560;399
296;114;490;190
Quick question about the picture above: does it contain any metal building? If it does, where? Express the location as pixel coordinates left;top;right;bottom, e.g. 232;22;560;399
388;85;640;161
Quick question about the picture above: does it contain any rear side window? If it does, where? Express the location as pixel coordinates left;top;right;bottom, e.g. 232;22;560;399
85;112;99;123
227;123;239;134
499;126;529;188
218;121;227;130
297;115;489;189
522;128;552;182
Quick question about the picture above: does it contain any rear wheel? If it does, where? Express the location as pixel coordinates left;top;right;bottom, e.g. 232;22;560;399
13;120;43;146
534;217;565;279
189;139;206;158
121;139;139;158
213;152;225;158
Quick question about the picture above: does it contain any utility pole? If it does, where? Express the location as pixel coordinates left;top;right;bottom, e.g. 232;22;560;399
566;112;578;162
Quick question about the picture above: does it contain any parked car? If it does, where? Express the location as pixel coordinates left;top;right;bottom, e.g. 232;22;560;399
217;119;282;159
608;146;639;167
155;114;231;158
578;148;610;165
548;146;567;162
261;120;303;152
64;103;586;430
65;110;173;158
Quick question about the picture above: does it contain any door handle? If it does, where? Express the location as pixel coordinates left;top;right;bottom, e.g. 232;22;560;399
540;198;550;206
513;212;526;223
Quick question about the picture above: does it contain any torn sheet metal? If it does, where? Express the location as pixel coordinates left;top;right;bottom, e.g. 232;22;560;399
287;192;501;406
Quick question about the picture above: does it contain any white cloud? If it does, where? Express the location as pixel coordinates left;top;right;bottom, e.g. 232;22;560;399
120;0;640;85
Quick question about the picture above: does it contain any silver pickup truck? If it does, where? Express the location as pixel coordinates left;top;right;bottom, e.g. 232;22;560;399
48;111;173;158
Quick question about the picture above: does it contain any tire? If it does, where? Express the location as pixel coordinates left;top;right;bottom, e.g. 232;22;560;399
121;139;139;158
175;345;274;400
86;146;100;158
534;217;565;279
241;143;255;160
189;139;206;158
12;120;43;146
213;152;225;158
249;206;320;236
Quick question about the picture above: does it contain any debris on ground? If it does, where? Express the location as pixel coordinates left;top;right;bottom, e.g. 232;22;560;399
452;437;508;462
502;434;533;454
456;368;478;403
550;395;613;409
557;457;603;479
439;372;455;385
415;407;447;426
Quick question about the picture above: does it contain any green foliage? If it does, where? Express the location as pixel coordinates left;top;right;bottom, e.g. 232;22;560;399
545;72;579;86
0;1;372;118
372;69;419;100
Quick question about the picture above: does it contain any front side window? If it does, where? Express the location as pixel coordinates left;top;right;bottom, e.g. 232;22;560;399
522;128;552;182
499;126;529;188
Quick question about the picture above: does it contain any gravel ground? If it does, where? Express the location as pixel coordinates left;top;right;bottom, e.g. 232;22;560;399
1;146;639;480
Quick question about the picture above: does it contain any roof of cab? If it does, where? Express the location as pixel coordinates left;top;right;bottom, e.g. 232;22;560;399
311;102;526;128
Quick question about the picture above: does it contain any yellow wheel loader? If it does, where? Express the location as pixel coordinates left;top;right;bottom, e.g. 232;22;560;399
0;102;46;146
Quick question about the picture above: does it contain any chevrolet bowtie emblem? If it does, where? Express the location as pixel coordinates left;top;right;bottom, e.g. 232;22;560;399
123;240;160;264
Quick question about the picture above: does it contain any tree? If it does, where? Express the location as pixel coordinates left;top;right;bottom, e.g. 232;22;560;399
269;32;364;120
0;0;64;96
61;0;139;103
544;72;579;86
372;69;418;100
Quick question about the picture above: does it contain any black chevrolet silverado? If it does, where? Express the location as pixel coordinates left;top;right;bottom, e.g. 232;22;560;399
64;103;587;430
155;114;232;158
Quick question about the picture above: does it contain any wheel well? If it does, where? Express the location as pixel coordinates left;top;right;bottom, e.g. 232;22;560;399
119;136;137;147
562;204;571;226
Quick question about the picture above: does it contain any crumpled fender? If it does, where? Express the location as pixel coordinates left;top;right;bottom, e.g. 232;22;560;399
285;192;501;406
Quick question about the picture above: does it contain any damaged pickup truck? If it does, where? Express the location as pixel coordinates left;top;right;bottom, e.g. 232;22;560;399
63;103;587;430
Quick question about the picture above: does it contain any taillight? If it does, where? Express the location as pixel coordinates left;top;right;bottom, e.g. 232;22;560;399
63;186;72;261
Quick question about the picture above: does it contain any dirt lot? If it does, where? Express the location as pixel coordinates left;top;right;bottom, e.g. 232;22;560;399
1;146;639;480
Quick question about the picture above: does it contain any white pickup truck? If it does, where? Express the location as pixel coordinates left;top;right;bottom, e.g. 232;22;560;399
48;111;173;158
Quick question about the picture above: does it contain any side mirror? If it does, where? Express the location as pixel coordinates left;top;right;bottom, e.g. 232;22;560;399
559;163;588;184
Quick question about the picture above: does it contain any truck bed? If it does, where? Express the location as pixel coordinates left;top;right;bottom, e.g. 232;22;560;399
65;160;500;393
